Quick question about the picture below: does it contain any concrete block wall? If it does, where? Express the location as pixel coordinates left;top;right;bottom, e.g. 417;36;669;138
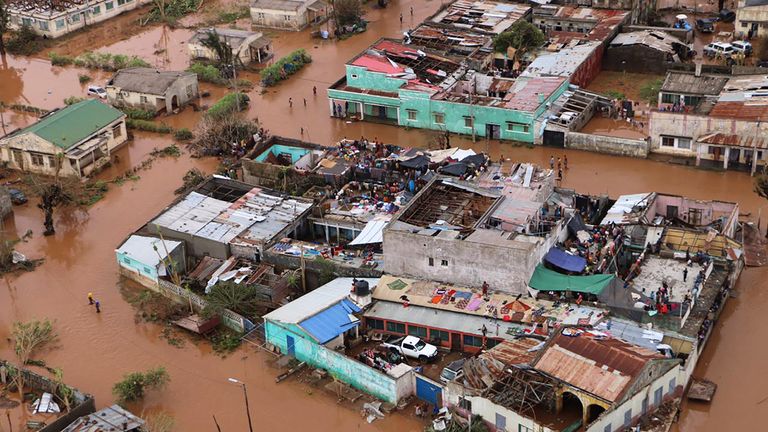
566;132;649;158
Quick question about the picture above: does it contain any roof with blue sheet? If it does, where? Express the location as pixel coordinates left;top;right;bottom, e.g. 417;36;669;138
543;247;587;273
299;299;361;344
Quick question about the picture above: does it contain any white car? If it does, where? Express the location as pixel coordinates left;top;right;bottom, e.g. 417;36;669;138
703;42;734;58
381;335;439;361
87;85;107;99
731;40;753;56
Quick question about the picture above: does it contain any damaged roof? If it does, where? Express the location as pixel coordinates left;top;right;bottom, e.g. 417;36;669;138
609;30;681;53
698;132;768;149
533;331;667;402
108;68;195;95
660;71;729;95
62;405;144;432
503;76;566;111
429;0;531;34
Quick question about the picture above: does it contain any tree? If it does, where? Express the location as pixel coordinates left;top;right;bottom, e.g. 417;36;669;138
11;319;58;399
492;21;546;55
638;78;664;104
334;0;362;27
755;174;768;200
0;0;9;56
200;31;239;76
52;368;76;413
203;281;265;319
188;115;259;157
25;157;88;236
112;367;170;403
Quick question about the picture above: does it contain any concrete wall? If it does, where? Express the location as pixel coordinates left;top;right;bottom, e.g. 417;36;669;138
735;2;768;38
251;5;318;31
0;119;127;177
648;195;738;234
265;320;408;403
603;45;676;74
7;0;151;38
566;132;649;158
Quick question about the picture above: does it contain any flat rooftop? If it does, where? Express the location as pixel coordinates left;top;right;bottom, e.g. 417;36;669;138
429;0;531;34
631;256;704;303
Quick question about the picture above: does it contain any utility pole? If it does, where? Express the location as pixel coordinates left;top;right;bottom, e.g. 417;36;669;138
227;378;254;432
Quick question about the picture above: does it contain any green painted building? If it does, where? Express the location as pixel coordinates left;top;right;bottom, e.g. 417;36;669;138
328;39;569;143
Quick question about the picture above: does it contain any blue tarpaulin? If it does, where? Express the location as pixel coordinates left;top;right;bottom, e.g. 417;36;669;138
299;299;361;344
543;247;587;273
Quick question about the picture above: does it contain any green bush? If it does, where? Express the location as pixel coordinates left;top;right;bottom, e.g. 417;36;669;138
64;96;85;106
206;92;249;119
112;367;170;403
260;49;312;87
78;74;92;84
49;52;74;66
122;108;157;120
6;26;48;55
51;51;150;71
174;128;194;141
126;119;173;134
187;62;226;85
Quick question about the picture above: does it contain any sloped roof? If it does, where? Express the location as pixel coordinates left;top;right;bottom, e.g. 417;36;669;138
62;405;144;432
609;31;680;53
109;68;195;95
299;298;361;343
10;99;124;149
660;71;728;95
698;132;768;149
534;332;665;402
116;235;183;268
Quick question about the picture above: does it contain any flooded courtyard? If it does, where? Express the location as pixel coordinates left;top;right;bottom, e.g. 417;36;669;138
1;0;767;431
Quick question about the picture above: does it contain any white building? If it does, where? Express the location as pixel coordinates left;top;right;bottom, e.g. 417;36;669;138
6;0;151;39
735;0;768;38
250;0;327;31
106;68;199;114
188;28;273;65
0;99;126;177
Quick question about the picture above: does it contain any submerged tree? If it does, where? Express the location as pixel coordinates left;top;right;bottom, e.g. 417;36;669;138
334;0;363;27
203;281;265;319
25;156;88;235
11;319;58;399
112;367;170;404
200;30;240;77
492;21;546;55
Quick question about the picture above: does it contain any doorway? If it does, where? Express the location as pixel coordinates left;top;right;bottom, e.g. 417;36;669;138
286;335;296;356
451;333;461;351
486;123;500;139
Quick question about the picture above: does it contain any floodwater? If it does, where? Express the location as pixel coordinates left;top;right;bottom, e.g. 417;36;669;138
0;0;767;430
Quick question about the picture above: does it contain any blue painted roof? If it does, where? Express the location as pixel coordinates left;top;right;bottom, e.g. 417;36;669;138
299;299;361;344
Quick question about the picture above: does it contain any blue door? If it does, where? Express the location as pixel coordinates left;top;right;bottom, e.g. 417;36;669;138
415;376;442;406
286;335;296;356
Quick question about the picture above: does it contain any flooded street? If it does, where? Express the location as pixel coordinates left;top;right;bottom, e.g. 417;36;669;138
1;0;768;430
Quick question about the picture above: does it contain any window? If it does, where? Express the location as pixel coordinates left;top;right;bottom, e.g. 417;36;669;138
642;396;649;414
92;5;101;14
669;377;677;394
623;409;632;426
12;150;23;166
408;325;427;338
48;156;57;168
428;257;434;266
106;1;114;9
56;19;65;29
519;426;533;432
758;150;764;160
71;13;80;22
186;84;195;98
430;329;449;342
257;12;265;20
486;338;500;348
506;121;529;133
661;93;678;104
350;74;358;79
117;0;126;5
463;116;474;128
603;424;612;432
654;387;663;406
433;112;445;124
440;259;448;266
458;397;472;411
661;135;692;149
122;256;130;264
495;413;506;430
386;322;405;334
366;318;384;330
113;124;123;139
284;14;292;21
30;153;45;166
463;335;483;347
140;95;149;104
406;109;417;121
22;17;32;26
39;21;49;31
143;266;152;274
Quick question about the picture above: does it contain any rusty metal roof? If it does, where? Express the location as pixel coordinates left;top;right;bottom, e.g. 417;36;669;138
709;101;768;121
504;76;566;111
482;337;542;366
534;332;664;402
698;132;768;149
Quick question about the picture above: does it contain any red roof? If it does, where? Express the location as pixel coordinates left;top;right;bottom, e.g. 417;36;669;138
534;332;664;402
351;54;404;74
698;132;768;149
709;101;768;122
504;77;566;111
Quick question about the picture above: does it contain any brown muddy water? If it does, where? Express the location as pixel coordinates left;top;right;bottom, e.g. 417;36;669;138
1;0;767;430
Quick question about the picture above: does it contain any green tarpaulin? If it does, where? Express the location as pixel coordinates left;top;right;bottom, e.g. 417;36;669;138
529;264;613;295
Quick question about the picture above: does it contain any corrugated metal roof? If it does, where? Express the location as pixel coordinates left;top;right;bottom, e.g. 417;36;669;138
698;132;768;149
600;192;655;225
116;235;182;267
660;71;728;95
534;332;664;402
609;31;679;53
709;101;768;121
264;278;379;323
62;405;144;432
348;217;390;246
299;299;361;343
522;43;599;80
251;0;305;11
504;76;566;111
482;338;542;366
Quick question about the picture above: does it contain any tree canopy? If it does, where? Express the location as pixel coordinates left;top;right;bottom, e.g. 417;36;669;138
492;21;546;54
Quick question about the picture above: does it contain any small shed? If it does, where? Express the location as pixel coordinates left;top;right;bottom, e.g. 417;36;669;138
603;31;688;74
116;235;185;283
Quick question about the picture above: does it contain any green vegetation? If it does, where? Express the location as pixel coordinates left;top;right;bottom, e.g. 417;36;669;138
639;78;664;104
206;92;249;119
174;128;193;141
126;119;173;134
187;62;227;85
78;74;91;84
11;319;58;399
316;257;336;285
492;21;546;55
150;144;181;157
48;51;150;71
80;181;109;206
211;329;243;356
64;96;85;106
122;107;157;120
216;5;250;24
202;281;265;319
5;25;48;55
334;0;363;27
112;366;170;403
146;0;202;25
260;49;312;87
605;90;626;100
0;0;9;56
